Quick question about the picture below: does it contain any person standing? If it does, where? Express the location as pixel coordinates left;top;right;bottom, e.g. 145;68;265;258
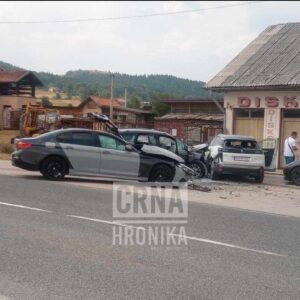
284;131;298;165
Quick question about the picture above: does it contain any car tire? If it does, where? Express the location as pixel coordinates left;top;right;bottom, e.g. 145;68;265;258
290;167;300;186
254;173;264;184
188;161;207;179
149;164;174;182
40;157;68;180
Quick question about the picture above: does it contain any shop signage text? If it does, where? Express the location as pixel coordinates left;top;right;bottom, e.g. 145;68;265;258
237;96;299;108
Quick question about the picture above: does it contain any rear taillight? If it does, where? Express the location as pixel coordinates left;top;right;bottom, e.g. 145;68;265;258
16;141;32;150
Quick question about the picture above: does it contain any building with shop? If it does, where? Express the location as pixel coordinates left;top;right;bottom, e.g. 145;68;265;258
154;98;224;145
206;23;300;168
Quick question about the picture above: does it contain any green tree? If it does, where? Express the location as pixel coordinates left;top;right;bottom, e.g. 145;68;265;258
78;85;90;101
150;93;171;116
127;96;141;109
66;84;74;99
41;96;53;108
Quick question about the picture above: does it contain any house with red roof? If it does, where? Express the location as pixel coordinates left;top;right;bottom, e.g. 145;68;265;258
50;95;154;129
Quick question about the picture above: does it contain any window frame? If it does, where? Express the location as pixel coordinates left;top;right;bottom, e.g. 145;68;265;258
97;133;127;151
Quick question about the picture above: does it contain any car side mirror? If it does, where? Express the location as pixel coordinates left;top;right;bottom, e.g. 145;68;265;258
125;144;134;151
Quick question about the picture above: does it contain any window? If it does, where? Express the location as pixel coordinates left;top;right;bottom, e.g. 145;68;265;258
235;109;264;118
137;135;149;144
56;132;73;144
72;132;96;147
176;138;186;151
98;135;125;151
224;140;258;149
158;136;176;153
122;133;136;143
136;134;156;145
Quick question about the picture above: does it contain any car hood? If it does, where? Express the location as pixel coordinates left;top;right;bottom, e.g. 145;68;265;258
190;143;208;151
140;145;184;163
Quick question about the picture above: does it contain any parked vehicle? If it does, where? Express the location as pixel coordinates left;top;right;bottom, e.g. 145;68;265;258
206;134;265;183
11;128;194;182
119;129;207;178
283;160;300;186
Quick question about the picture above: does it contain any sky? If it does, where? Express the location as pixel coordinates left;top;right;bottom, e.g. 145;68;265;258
0;1;300;82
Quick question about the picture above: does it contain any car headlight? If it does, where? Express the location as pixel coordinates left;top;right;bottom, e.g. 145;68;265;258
177;163;195;176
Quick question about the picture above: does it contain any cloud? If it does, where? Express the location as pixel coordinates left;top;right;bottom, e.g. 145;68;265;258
0;1;299;81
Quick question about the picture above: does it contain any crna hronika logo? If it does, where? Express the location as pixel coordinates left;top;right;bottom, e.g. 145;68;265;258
112;182;188;248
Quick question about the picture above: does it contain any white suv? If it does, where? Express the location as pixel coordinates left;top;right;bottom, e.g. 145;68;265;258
206;134;265;183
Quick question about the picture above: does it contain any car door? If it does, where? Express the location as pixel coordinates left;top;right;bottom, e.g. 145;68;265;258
175;138;188;161
57;131;101;175
97;133;140;179
157;135;177;154
258;138;279;170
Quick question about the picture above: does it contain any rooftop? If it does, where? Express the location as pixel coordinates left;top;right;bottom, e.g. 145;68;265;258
0;70;43;85
155;113;224;121
206;23;300;90
162;98;223;104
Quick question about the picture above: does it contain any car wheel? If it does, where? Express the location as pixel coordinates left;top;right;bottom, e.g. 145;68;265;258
254;173;264;184
40;157;68;180
290;167;300;186
188;161;207;179
149;164;174;182
209;159;219;180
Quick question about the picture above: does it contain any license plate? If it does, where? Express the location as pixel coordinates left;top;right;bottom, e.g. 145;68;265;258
234;156;250;161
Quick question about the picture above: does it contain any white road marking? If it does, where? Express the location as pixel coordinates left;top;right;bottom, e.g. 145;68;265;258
0;201;52;213
170;234;287;257
68;214;287;257
67;215;146;230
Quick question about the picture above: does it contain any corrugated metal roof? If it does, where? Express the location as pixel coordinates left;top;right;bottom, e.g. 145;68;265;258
206;23;300;90
155;113;223;121
162;98;223;104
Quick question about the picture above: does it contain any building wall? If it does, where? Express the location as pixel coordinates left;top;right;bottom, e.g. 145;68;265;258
155;119;223;144
54;107;81;116
224;90;300;168
224;90;300;136
155;119;185;138
81;100;102;116
170;102;223;114
0;96;36;129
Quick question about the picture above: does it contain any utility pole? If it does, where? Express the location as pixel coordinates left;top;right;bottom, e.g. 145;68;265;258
124;87;127;108
110;73;115;119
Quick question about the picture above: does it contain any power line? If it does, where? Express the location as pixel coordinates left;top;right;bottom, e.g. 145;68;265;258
0;1;261;24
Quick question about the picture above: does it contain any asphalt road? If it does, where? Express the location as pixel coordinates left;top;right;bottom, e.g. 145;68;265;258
0;174;300;300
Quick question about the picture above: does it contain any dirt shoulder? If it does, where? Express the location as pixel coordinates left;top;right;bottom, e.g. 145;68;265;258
189;180;300;218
